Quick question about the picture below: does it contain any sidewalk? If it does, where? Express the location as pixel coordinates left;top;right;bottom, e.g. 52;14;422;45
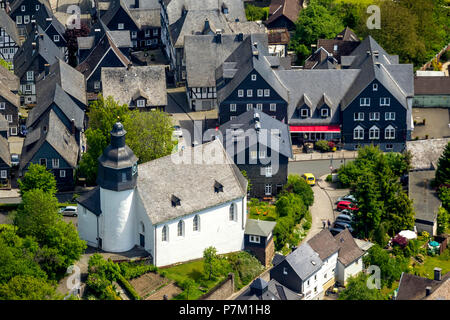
290;150;358;161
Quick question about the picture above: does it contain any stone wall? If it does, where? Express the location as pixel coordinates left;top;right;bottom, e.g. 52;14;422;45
200;273;235;300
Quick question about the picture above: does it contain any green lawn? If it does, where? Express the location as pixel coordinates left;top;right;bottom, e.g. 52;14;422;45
159;259;225;300
411;248;450;279
248;199;277;221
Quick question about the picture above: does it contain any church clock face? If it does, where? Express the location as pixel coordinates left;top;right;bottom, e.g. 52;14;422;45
132;163;138;176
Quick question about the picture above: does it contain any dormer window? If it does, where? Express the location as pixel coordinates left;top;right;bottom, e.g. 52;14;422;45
214;181;223;193
321;108;330;118
137;99;145;107
171;195;181;207
300;108;309;118
251;74;256;81
373;83;378;91
118;23;124;30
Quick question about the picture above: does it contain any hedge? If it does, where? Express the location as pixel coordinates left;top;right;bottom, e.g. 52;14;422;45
116;273;141;300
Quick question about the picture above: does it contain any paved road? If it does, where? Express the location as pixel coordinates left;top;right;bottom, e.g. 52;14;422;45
288;158;354;178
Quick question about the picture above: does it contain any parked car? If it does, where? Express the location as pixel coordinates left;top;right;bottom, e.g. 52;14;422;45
10;154;19;167
335;213;353;224
336;194;357;204
19;124;28;136
329;227;344;236
340;209;355;217
334;221;354;233
336;200;359;212
59;206;78;217
301;173;316;186
173;125;183;138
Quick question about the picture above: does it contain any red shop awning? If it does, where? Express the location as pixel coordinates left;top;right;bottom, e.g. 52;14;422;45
289;125;341;133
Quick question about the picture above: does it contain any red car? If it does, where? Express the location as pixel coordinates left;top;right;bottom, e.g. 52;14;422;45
336;201;359;212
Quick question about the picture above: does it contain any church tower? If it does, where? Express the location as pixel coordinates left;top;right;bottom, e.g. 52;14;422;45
97;122;138;252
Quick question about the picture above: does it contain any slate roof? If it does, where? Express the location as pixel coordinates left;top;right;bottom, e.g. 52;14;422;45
406;138;450;171
414;76;450;95
316;39;360;63
424;276;450;300
0;135;10;167
0;115;8;133
275;68;360;124
184;33;265;88
77;187;102;216
14;26;64;79
284;243;323;281
76;31;131;80
408;170;441;224
164;0;246;25
272;253;285;267
307;229;340;260
237;278;302;300
124;0;160;9
27;83;85;131
0;9;21;46
266;0;301;26
216;35;288;105
396;272;450;300
245;219;276;237
130;8;161;28
136;139;248;225
335;27;360;42
218;109;293;158
334;228;364;267
10;0;52;15
227;21;266;34
0;65;19;92
20;109;79;171
34;2;66;40
101;0;139;29
36;59;87;108
0;82;20;108
101;65;167;107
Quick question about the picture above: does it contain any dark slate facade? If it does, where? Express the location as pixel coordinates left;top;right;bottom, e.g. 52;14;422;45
8;0;48;37
342;80;408;152
0;136;11;188
0;88;20;136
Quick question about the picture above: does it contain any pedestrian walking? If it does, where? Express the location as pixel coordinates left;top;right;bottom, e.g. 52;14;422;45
327;220;331;228
322;220;326;229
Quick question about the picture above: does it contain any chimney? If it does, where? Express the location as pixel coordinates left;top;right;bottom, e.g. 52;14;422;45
127;63;132;70
71;119;76;135
135;0;139;8
215;30;222;43
237;33;243;42
434;268;442;281
44;64;50;76
366;50;372;56
425;286;432;296
203;19;210;34
40;34;44;40
32;42;36;49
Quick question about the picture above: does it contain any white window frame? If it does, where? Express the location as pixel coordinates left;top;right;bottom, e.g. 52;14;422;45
270;103;276;112
257;89;263;97
39;158;47;167
6;115;12;122
21;5;25;11
0;170;7;179
230;103;236;112
153;29;158;36
26;71;34;81
259;150;266;159
246;103;253;111
131;31;137;39
177;220;184;237
353;126;364;140
301;108;309;118
136;99;145;107
256;103;262;111
0;102;5;109
36;4;40;11
380;97;390;106
369;126;380;139
118;23;124;30
238;89;244;97
10;127;17;136
145;29;151;37
60;170;66;178
52;159;59;168
386;144;393;150
264;89;270;97
16;16;22;24
249;235;260;243
94;81;101;89
264;184;272;195
265;166;272;177
23;15;30;24
247;89;253;97
385;112;395;121
250;151;257;159
251;74;257;81
162;225;168;241
321;108;329;117
369;112;380;121
193;215;200;232
53;35;60;42
385;125;395;140
230;116;236;120
229;203;236;221
360;98;370;106
373;83;378;91
354;112;364;121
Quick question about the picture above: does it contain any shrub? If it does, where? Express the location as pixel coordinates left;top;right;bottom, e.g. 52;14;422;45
117;273;140;300
326;174;332;182
392;235;409;248
315;140;330;152
119;261;157;280
228;251;264;289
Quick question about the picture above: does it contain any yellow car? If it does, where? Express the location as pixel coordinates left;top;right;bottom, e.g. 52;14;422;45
302;173;316;186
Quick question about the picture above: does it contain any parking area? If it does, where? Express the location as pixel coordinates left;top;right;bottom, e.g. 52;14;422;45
412;108;450;139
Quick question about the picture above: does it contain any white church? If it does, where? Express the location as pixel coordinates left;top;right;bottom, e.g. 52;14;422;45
77;123;248;267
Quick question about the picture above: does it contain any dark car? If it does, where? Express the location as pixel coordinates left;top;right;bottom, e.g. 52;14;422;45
329;227;345;236
333;221;354;233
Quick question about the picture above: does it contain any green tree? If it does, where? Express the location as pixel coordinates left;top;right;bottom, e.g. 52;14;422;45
181;279;196;300
282;174;314;207
15;189;86;278
18;163;57;196
123;110;176;163
437;207;449;235
203;246;218;280
273;216;294;250
290;1;344;64
0;276;59;300
438;186;450;211
436;142;450;187
338;274;386;300
275;193;306;224
0;58;12;71
245;5;268;21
